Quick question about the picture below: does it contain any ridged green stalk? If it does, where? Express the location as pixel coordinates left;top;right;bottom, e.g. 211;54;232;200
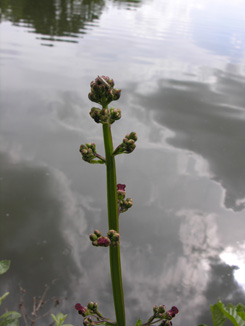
102;122;125;326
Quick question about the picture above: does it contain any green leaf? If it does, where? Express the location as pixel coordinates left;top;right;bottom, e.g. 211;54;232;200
238;313;245;322
236;304;245;321
217;301;245;326
198;324;209;326
0;292;10;306
57;313;67;322
135;319;142;326
236;304;245;313
0;261;10;275
210;303;226;326
0;311;21;326
51;313;58;323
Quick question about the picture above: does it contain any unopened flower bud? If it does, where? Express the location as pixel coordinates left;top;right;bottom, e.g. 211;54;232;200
119;198;133;213
112;233;120;241
129;132;137;141
75;303;88;317
107;229;116;238
87;301;98;312
153;305;159;314
90;107;101;123
89;233;97;241
94;229;102;237
87;301;94;310
110;108;121;124
158;305;166;313
112;88;121;101
107;230;120;246
164;312;172;320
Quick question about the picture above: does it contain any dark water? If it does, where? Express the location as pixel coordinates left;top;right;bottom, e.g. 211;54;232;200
1;0;245;325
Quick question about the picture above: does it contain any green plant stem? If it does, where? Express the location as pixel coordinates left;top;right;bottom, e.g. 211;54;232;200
102;122;125;326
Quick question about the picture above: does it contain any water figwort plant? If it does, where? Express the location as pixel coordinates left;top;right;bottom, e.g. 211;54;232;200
76;76;179;326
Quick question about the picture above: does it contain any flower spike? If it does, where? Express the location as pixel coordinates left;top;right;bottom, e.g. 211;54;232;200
80;143;106;164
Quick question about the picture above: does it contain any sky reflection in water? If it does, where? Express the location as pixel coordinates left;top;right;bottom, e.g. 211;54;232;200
0;0;245;325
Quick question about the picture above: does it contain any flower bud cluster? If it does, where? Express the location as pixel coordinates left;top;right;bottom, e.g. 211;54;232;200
75;303;89;317
80;143;105;164
89;230;110;247
117;184;133;213
146;305;179;326
153;305;166;319
113;132;137;156
119;198;133;213
83;317;95;326
107;229;120;247
87;301;98;313
89;229;120;247
88;76;121;107
75;302;106;326
90;107;121;125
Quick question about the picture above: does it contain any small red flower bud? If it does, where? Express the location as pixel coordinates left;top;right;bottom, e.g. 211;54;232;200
167;306;179;317
170;306;179;315
97;237;111;247
75;303;84;311
117;184;126;191
75;303;87;316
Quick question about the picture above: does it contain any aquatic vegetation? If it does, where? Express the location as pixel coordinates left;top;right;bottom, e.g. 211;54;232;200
198;301;245;326
0;260;21;326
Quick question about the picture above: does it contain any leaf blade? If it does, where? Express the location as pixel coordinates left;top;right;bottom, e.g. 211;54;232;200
0;261;11;275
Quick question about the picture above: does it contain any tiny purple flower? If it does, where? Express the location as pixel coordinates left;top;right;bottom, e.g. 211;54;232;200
97;237;111;247
117;184;126;191
75;303;84;311
75;303;87;316
167;306;179;317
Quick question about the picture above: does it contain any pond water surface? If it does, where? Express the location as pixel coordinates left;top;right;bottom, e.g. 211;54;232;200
1;0;245;325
